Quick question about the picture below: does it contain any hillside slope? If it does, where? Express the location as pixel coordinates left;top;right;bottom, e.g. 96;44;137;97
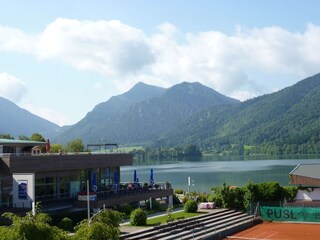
158;73;320;153
55;81;240;145
0;97;60;138
53;82;166;143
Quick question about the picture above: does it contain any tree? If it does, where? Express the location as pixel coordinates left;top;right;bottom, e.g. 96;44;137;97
50;143;64;153
0;204;68;240
30;133;45;142
0;134;14;139
67;139;85;152
166;206;174;220
18;135;30;140
73;209;123;240
184;145;202;157
211;184;245;210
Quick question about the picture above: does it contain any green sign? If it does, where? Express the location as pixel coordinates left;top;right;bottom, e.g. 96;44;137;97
260;206;320;223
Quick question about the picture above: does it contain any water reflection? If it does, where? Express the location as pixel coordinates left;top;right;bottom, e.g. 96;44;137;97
120;155;320;192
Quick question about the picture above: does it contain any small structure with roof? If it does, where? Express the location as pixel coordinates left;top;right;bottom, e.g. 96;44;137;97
290;163;320;202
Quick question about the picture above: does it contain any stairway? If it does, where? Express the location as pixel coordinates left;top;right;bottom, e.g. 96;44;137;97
120;208;261;240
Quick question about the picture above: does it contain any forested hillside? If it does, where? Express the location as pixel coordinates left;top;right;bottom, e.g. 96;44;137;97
53;82;166;143
157;73;320;154
54;81;240;145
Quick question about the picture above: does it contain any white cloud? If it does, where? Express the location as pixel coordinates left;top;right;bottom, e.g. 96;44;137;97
148;23;320;99
37;18;154;75
0;26;37;53
1;19;320;102
0;72;27;102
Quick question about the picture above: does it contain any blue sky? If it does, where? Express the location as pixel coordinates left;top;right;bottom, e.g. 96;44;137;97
1;1;320;126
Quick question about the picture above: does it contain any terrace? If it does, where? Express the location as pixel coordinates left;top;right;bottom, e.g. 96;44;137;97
74;181;173;209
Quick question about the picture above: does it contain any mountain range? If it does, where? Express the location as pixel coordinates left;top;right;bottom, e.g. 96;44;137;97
53;81;239;144
157;73;320;154
0;97;60;138
1;73;320;155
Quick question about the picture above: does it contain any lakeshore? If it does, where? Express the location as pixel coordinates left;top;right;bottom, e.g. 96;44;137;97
121;155;320;192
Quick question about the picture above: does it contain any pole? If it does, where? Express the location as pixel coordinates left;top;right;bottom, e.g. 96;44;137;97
87;179;90;224
32;201;35;216
188;177;191;194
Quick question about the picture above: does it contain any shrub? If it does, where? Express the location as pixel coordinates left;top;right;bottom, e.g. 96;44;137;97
130;208;147;226
116;204;133;217
283;186;298;201
174;189;184;194
58;217;73;232
182;195;190;204
50;210;87;227
184;200;198;213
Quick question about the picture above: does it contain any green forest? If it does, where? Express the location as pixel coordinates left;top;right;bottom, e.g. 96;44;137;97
156;73;320;155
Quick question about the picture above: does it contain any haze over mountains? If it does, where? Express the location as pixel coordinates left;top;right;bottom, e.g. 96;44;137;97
1;73;320;154
0;96;60;138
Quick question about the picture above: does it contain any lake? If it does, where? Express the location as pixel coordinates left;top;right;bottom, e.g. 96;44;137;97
120;155;320;192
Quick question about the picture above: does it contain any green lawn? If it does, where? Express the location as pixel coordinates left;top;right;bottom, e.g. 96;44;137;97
147;211;205;225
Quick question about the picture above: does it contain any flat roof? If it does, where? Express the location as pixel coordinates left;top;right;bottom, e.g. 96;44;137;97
0;138;46;145
8;153;133;173
290;164;320;180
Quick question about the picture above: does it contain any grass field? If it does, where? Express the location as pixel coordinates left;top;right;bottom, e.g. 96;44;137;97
147;211;204;225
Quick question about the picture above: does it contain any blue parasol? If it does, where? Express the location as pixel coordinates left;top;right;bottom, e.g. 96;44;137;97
134;170;137;184
150;168;154;186
92;172;97;192
114;169;118;192
134;169;138;189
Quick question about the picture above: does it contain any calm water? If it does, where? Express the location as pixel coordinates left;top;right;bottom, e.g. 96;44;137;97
120;155;320;192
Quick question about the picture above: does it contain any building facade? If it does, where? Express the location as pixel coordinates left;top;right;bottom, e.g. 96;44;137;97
0;139;173;211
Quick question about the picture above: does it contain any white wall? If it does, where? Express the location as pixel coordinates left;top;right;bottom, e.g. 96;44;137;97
12;173;35;208
295;188;320;201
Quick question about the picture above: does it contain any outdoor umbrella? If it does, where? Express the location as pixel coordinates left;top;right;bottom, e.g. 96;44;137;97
92;172;97;192
150;168;154;186
114;169;118;192
134;169;137;182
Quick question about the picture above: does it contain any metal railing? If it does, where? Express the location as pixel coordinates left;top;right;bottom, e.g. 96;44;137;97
0;151;127;157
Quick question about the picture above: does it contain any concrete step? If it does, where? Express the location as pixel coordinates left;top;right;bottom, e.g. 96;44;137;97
120;209;231;240
157;212;249;240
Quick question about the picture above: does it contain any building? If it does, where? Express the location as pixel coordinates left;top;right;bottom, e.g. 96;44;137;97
289;163;320;203
0;139;173;212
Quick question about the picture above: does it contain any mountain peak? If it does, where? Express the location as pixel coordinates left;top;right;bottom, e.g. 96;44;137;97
119;82;166;102
165;81;240;105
